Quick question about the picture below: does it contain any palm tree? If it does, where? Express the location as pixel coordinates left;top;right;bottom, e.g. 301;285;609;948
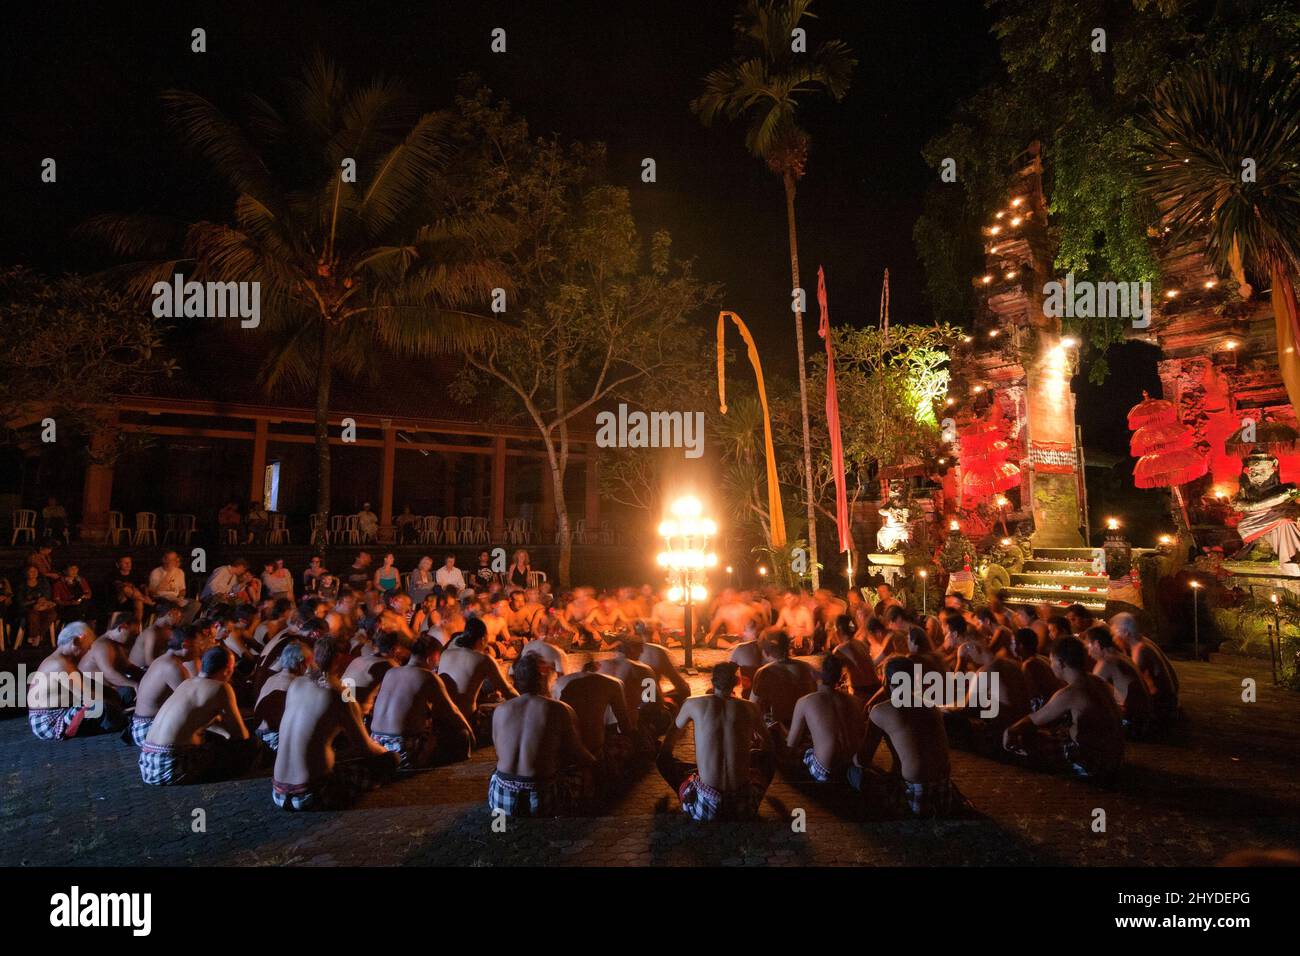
83;55;508;537
692;0;855;588
1135;53;1300;416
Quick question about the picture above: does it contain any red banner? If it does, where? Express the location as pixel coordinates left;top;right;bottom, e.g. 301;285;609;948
817;267;852;554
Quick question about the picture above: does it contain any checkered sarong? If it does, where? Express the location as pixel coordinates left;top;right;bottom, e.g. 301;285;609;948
896;778;953;817
677;772;765;822
802;748;833;783
129;715;152;748
138;741;209;786
488;770;579;817
256;728;280;752
28;707;78;741
371;731;428;771
272;752;398;811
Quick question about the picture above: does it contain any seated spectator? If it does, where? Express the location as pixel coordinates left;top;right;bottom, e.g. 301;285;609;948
28;622;127;739
369;636;474;770
245;500;270;543
262;558;294;601
356;503;379;543
217;501;243;541
52;563;92;623
130;624;204;746
106;555;153;627
17;564;57;647
42;497;69;542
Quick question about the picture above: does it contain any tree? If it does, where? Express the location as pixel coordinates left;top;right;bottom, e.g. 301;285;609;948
446;91;719;585
692;0;856;588
1135;53;1300;417
81;55;507;533
0;266;174;450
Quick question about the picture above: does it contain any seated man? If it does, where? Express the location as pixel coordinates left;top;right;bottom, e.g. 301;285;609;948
77;618;143;710
851;656;956;818
830;614;881;698
597;637;662;746
129;624;203;746
519;631;570;677
438;618;518;742
1084;625;1154;738
489;653;595;817
1111;612;1180;721
637;635;692;711
784;655;864;783
129;601;181;670
253;642;313;751
657;661;774;821
370;635;474;770
1003;635;1125;781
943;633;1032;753
773;591;815;656
555;662;635;787
726;623;764;695
28;622;126;739
341;629;400;718
750;631;817;729
272;637;400;810
139;647;260;785
581;594;631;651
1011;627;1064;712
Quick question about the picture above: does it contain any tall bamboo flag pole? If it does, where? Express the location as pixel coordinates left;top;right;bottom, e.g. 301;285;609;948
718;311;787;548
817;268;852;559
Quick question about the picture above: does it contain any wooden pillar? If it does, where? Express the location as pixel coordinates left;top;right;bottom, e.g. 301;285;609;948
490;436;507;539
78;413;118;543
584;449;600;537
249;418;269;505
473;453;486;515
379;419;396;542
540;458;557;538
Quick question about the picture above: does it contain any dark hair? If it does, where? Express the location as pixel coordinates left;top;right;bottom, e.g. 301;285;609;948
884;606;908;625
374;630;398;655
762;631;790;659
1013;627;1039;656
974;607;996;625
464;617;487;643
299;618;329;638
616;636;643;659
820;653;845;686
883;655;914;684
410;635;435;660
1084;624;1114;650
865;616;887;636
313;636;339;673
1047;615;1072;636
200;646;233;677
943;613;967;636
905;626;930;652
513;652;547;694
1050;635;1088;672
835;613;856;636
1065;603;1094;624
711;661;740;694
271;597;294;618
166;629;189;651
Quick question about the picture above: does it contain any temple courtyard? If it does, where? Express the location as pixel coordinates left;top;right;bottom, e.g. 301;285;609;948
1;650;1295;867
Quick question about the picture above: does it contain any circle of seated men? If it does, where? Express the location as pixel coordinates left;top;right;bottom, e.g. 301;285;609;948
24;571;1181;822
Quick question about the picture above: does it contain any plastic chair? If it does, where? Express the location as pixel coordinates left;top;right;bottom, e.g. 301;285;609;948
442;516;460;546
420;516;441;545
268;512;291;545
162;514;178;544
107;511;131;545
330;515;348;545
310;514;327;547
175;514;196;546
10;510;36;545
472;516;490;545
527;570;548;589
133;512;158;545
346;515;360;545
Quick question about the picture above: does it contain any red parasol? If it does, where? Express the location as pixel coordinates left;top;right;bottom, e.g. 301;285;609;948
1127;392;1179;430
1133;445;1208;489
961;459;1022;498
1224;419;1300;456
1129;421;1193;457
1126;393;1206;532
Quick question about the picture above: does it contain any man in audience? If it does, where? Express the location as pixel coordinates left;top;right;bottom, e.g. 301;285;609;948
369;635;474;769
489;653;595;817
148;551;195;622
52;563;93;624
1085;625;1154;738
139;646;259;786
435;555;466;593
106;555;153;627
77;617;142;710
750;631;817;728
253;641;313;751
658;661;774;821
1111;612;1180;722
783;654;864;782
1003;635;1125;781
438;618;517;741
131;624;203;746
28;622;125;739
272;637;399;810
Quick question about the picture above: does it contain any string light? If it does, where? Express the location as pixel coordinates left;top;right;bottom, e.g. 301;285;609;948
1165;289;1179;299
1009;217;1022;227
1010;197;1024;207
1204;280;1217;289
1106;517;1120;531
981;274;993;284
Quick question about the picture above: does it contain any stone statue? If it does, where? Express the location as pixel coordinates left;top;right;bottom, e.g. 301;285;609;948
1231;452;1300;574
877;497;911;553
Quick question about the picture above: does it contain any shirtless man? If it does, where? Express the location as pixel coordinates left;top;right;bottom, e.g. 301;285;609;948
727;623;764;696
1011;627;1064;712
597;638;660;743
851;656;955;817
519;632;570;676
945;635;1032;752
139;647;259;786
340;629;399;717
481;597;516;659
324;593;359;639
271;637;399;810
555;663;634;785
131;624;203;746
829;614;880;698
27;622;124;739
1003;635;1125;780
1085;625;1154;738
252;642;312;751
506;589;544;642
1111;612;1179;721
649;589;685;647
785;655;865;783
438;618;517;742
812;589;848;653
78;618;143;709
657;661;774;821
370;636;474;770
750;632;817;729
637;636;692;711
489;653;596;817
582;594;631;651
905;625;948;681
703;589;761;651
129;601;181;669
774;591;816;656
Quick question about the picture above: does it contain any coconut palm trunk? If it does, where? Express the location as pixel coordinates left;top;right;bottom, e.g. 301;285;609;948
314;322;334;546
784;171;820;588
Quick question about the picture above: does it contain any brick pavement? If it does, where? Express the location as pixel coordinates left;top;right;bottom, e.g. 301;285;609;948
1;652;1296;866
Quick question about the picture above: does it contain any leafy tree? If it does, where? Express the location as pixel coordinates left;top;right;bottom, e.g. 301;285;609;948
81;55;507;530
692;0;856;588
447;92;720;585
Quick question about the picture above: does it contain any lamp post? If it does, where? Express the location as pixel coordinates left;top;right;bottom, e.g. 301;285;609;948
657;496;717;673
918;568;928;617
1189;579;1202;660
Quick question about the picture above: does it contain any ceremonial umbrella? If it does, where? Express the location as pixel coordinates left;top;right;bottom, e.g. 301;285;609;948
1225;420;1300;456
1127;392;1207;530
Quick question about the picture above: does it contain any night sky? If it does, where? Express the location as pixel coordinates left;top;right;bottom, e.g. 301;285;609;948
2;0;1157;466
